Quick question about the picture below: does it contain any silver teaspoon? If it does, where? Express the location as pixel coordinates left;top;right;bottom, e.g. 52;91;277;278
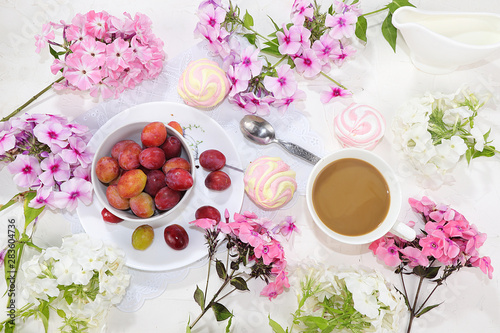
239;115;321;165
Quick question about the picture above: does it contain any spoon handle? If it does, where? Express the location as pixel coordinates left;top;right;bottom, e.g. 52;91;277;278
277;139;321;165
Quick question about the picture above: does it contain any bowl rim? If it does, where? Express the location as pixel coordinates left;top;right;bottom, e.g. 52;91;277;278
91;121;196;224
305;148;402;245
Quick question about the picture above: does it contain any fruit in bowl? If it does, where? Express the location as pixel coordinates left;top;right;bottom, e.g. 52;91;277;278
92;121;195;224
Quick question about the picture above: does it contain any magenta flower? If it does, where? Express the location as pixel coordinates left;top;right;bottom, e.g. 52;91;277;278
370;238;402;267
197;4;226;29
39;154;70;186
419;235;444;258
35;23;55;53
276;216;299;239
325;11;358;39
60;137;93;168
53;177;93;211
254;241;282;265
400;247;429;268
443;220;469;238
70;37;107;67
277;24;302;55
330;43;356;66
106;38;134;71
263;64;297;99
470;256;494;279
237;46;263;80
320;86;352;103
189;218;218;230
294;48;321;78
312;34;339;64
273;89;306;114
30;186;59;210
0;127;16;154
8;155;42;188
85;10;109;39
64;54;102;91
72;166;91;182
227;65;249;97
239;92;273;116
260;280;281;300
291;0;314;25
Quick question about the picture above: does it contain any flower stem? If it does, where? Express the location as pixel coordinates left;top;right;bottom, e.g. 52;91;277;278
1;76;64;122
320;71;347;90
361;6;389;17
406;275;425;333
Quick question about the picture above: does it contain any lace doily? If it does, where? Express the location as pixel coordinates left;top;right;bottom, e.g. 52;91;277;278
71;41;325;312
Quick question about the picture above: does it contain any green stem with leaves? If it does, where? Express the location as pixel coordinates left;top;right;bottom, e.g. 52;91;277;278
1;76;64;122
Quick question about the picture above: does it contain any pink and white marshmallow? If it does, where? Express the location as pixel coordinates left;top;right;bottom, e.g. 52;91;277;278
334;103;385;150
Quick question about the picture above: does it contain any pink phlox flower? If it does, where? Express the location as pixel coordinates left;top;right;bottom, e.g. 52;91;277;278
65;122;90;137
237;46;263;80
33;120;71;151
312;34;340;64
424;221;446;237
273;89;306;114
52;177;93;211
400;247;429;268
470;256;493;279
254;240;282;265
428;210;444;223
275;270;290;289
334;0;362;16
326;11;358;39
239;92;273;116
465;229;487;256
198;0;225;10
263;64;297;99
73;166;91;182
189;218;218;230
65;23;85;44
106;38;134;71
441;238;461;260
84;10;110;39
442;207;456;221
320;85;352;103
0;126;17;155
238;227;264;248
376;238;402;267
70;37;107;67
275;216;299;239
39;154;71;186
30;186;59;210
130;36;154;63
64;54;102;91
50;58;67;76
35;23;55;53
218;220;238;235
59;137;93;168
227;65;249;97
419;234;445;258
196;24;229;58
294;48;321;78
131;13;154;44
291;0;314;25
330;42;356;66
260;280;282;300
120;66;145;90
90;77;117;99
197;4;226;29
277;24;302;56
443;219;469;238
8;155;42;188
108;13;135;37
296;25;312;49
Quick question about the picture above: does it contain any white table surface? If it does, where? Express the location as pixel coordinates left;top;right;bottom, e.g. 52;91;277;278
1;0;500;332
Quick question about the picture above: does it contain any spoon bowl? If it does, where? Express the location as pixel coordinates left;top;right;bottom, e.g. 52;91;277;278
239;115;321;164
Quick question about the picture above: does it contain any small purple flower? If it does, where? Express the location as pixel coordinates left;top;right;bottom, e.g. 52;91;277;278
8;155;42;188
320;86;351;103
33;120;72;151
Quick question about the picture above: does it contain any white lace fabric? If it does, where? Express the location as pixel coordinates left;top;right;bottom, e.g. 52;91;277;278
70;41;325;312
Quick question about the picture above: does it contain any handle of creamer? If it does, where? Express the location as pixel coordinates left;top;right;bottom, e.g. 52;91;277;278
390;222;416;241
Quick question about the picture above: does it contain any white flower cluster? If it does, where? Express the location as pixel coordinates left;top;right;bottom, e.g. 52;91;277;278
392;88;491;189
291;264;406;333
21;233;130;329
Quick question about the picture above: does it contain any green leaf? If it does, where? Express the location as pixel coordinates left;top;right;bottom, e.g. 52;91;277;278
416;302;442;318
0;195;18;212
230;277;249;291
243;10;254;29
193;285;205;309
38;300;50;333
186;319;192;333
212;302;233;322
382;12;398;51
268;15;280;31
387;0;416;13
355;15;368;42
466;148;473;164
49;44;60;59
23;192;44;228
64;291;73;305
225;315;233;333
268;315;287;333
425;266;441;279
57;309;66;318
215;259;227;280
298;315;329;330
243;33;256;45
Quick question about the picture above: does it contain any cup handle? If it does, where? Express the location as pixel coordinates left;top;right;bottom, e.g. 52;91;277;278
390;222;416;241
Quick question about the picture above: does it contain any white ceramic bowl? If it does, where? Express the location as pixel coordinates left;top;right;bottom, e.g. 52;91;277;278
306;148;415;245
91;121;196;225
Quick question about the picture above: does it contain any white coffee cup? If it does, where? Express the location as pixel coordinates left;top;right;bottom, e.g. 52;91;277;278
306;148;416;245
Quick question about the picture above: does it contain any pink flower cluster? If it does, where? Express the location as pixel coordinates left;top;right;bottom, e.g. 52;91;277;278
190;211;298;300
0;113;93;211
35;10;165;99
193;0;358;114
369;196;493;279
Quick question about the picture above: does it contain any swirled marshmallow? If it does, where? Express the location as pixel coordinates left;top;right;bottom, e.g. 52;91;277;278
177;58;230;108
243;156;297;210
334;103;385;150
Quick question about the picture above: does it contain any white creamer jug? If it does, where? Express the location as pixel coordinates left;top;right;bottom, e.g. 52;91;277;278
392;6;500;74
